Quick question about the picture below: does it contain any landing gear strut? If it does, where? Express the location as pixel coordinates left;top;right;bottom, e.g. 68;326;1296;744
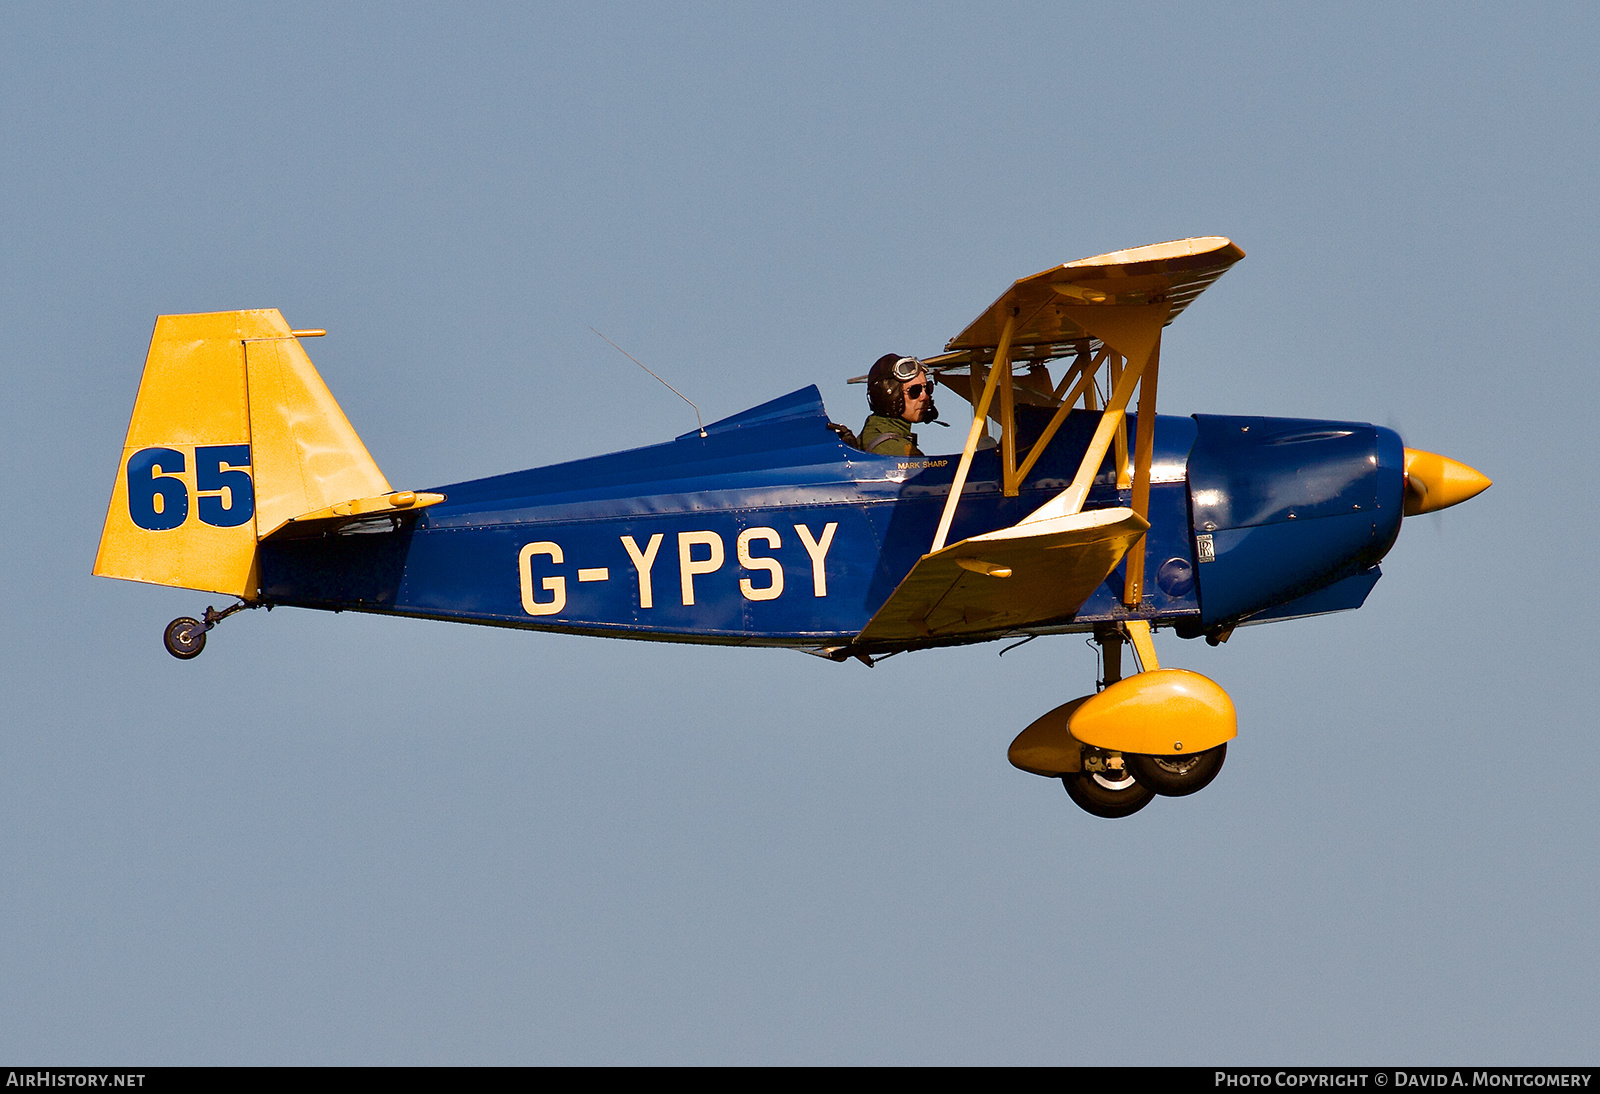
162;601;253;660
1058;625;1157;817
1007;622;1238;818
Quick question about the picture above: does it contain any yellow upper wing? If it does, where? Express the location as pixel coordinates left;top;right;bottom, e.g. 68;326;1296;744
942;236;1245;357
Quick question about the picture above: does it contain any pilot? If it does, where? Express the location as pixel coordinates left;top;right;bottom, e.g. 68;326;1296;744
860;354;938;457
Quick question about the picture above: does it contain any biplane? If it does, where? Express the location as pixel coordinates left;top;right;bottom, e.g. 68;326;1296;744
94;237;1490;817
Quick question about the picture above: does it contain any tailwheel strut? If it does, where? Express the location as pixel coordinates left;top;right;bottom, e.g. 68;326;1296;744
163;601;254;660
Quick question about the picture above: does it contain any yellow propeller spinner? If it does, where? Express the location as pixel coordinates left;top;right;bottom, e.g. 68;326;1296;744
1402;449;1492;516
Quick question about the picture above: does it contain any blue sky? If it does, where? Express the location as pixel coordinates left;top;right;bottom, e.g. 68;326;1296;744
2;2;1595;1063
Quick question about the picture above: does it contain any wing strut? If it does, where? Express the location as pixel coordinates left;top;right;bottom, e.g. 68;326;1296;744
1013;298;1167;605
1123;340;1160;604
1008;344;1109;492
930;313;1013;553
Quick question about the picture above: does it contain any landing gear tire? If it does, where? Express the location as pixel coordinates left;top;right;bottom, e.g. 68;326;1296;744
1126;743;1227;797
1061;769;1155;818
163;617;206;660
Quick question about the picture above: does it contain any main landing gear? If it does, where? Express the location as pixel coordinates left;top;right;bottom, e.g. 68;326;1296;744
162;601;254;660
1124;746;1227;797
1061;749;1157;818
1008;622;1238;819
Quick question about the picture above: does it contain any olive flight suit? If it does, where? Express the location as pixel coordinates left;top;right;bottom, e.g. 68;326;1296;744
858;414;921;457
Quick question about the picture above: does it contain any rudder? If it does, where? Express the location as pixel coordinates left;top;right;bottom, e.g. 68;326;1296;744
94;310;392;599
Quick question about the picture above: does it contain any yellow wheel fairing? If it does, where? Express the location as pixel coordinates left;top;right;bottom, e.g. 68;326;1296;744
1008;668;1236;778
1008;696;1093;776
1068;669;1236;757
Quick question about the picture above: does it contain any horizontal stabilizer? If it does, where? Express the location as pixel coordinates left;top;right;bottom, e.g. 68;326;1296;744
854;507;1149;646
260;490;447;540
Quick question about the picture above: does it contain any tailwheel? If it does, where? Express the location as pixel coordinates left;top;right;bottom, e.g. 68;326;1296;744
1126;743;1227;797
1061;767;1155;819
160;601;253;660
163;617;206;660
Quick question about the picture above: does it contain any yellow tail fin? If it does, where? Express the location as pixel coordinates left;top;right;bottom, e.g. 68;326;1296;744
93;310;392;599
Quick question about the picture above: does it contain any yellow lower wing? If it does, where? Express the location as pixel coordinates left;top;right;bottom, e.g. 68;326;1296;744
855;507;1150;646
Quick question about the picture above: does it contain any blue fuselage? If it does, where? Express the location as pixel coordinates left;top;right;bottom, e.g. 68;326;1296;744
256;387;1406;651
